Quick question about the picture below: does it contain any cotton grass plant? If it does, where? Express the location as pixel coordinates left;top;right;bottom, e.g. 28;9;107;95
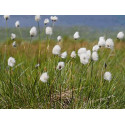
0;15;124;109
4;15;10;42
15;20;23;40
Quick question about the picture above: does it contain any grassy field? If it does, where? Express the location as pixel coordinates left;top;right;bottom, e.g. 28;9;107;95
0;26;125;42
0;37;124;109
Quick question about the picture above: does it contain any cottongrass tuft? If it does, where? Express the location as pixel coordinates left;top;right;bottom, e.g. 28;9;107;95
52;45;61;55
50;16;58;22
117;31;124;40
15;21;20;27
40;72;49;83
80;53;89;65
87;50;91;59
61;51;67;59
4;15;10;20
35;63;40;68
98;36;105;47
105;38;114;50
56;62;65;70
104;72;112;81
45;27;53;36
92;51;98;61
8;57;16;67
30;26;37;37
11;33;16;40
78;48;87;57
44;18;49;25
71;51;76;58
12;41;16;47
35;15;41;22
57;36;62;42
73;31;80;40
92;45;99;52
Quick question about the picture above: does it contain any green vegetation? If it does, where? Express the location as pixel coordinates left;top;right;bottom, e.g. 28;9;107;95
0;37;124;109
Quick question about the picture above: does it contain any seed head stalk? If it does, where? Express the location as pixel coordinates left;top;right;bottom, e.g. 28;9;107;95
39;24;45;52
91;59;94;78
30;36;32;43
6;20;9;43
18;27;25;49
3;45;7;69
101;49;113;83
71;60;75;108
38;24;46;64
74;39;78;51
51;21;55;40
37;21;41;41
18;27;23;40
59;70;62;108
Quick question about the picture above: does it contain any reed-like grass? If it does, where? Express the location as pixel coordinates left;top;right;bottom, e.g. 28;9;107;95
0;39;124;109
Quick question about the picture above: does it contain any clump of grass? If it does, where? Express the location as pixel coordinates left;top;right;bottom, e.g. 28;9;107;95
0;39;124;109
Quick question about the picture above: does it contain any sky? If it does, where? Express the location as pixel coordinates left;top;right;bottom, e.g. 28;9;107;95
0;15;125;29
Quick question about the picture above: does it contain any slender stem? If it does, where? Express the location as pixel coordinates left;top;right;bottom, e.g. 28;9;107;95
6;20;9;43
41;25;45;40
37;22;41;40
18;27;25;49
3;45;7;69
59;71;62;108
39;25;45;58
51;22;55;39
45;36;48;62
60;84;62;108
18;27;23;40
71;84;74;108
30;37;32;43
9;67;11;84
49;85;52;108
91;60;93;78
101;49;113;83
71;60;74;108
74;39;76;51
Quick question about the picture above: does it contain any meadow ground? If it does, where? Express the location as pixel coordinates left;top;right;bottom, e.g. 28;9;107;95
0;39;125;109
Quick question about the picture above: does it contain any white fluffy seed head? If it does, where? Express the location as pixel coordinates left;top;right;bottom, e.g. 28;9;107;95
45;27;53;35
87;50;91;59
35;15;41;22
56;62;65;70
35;63;40;68
61;51;67;59
105;38;114;50
104;72;112;81
30;26;37;37
12;41;16;47
92;45;99;52
73;31;80;40
8;57;16;67
80;53;89;65
15;21;20;27
117;32;124;40
40;72;49;83
4;15;10;20
98;36;106;47
11;33;16;40
44;18;49;25
78;48;87;57
52;45;61;55
50;16;58;22
57;36;62;42
71;51;76;58
92;52;98;61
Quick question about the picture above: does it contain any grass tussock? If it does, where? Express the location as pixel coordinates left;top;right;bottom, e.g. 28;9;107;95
0;40;125;109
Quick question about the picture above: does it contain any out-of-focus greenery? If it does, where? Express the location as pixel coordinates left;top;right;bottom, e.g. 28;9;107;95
0;26;124;42
0;36;124;108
